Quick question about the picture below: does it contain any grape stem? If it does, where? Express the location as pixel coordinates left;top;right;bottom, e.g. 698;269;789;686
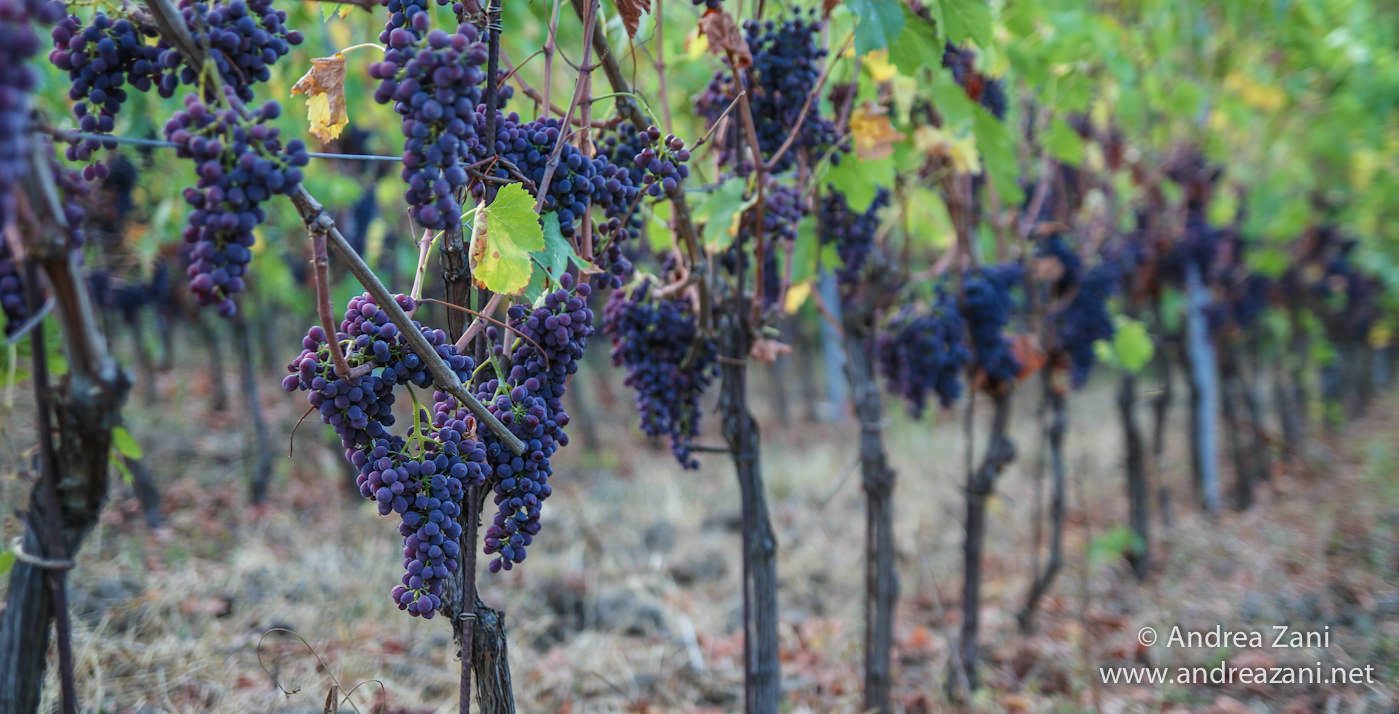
310;227;352;376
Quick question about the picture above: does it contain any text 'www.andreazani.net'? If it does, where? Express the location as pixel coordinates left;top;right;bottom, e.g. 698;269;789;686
1099;662;1377;686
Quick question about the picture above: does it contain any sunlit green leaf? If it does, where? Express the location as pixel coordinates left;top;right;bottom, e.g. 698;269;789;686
111;426;143;460
1047;118;1085;166
472;184;546;295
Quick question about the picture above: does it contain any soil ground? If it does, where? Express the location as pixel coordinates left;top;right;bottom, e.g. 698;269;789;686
3;341;1397;713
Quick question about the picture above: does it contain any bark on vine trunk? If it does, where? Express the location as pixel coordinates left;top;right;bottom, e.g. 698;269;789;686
1019;377;1066;631
1150;329;1174;529
1219;352;1252;510
952;391;1015;695
840;307;896;714
234;315;277;505
1119;374;1149;578
0;150;131;714
1240;350;1270;484
719;308;781;714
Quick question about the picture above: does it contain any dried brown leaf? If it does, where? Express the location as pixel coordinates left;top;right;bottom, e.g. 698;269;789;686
849;103;905;160
748;337;791;365
617;0;651;39
290;54;349;142
698;10;752;68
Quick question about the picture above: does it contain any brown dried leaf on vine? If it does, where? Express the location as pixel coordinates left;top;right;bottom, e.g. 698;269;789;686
748;337;791;365
822;0;841;18
291;54;349;142
1011;333;1048;381
850;103;905;160
617;0;651;39
699;9;752;69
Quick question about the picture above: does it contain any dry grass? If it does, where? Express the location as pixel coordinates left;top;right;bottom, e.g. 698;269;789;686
3;352;1398;713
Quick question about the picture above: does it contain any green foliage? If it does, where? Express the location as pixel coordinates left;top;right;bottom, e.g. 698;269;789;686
1046;118;1085;166
471;184;546;295
691;177;756;253
1088;525;1144;566
1094;316;1155;374
111;426;144;460
848;0;905;55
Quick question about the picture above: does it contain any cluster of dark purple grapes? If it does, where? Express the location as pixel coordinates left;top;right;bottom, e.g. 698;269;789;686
164;0;302;101
1053;263;1117;388
1037;234;1082;294
48;0;299;168
820;188;890;288
697;9;841;172
0;236;26;335
283;293;483;617
962;263;1023;384
370;23;488;230
592;124;693;285
877;291;970;417
483;115;635;239
1;0;60;208
942;42;1007;120
468;273;593;571
602;279;717;468
49;13;166;164
165;95;307;316
690;0;721;9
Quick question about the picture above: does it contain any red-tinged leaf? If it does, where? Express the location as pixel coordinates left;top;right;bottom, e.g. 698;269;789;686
617;0;651;39
698;10;752;68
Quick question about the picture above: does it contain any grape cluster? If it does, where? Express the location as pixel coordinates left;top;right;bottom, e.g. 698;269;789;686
0;236;27;335
1037;234;1082;295
593;124;692;285
49;13;166;164
469;273;593;571
697;9;841;172
1;0;59;208
165;95;307;315
283;293;482;617
1053;263;1117;388
483;115;635;239
820;188;890;288
602;279;717;468
962;263;1023;384
877;292;970;417
691;0;721;9
942;42;1007;120
162;0;303;102
370;24;487;230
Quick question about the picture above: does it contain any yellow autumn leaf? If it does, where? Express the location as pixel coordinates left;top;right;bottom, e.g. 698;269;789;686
849;104;904;161
687;29;709;60
783;280;812;314
914;125;980;174
863;50;898;83
291;54;349;142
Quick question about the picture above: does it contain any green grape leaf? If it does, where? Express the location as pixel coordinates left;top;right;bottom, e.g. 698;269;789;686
790;214;819;283
524;212;579;302
889;6;940;74
972;106;1023;204
691;177;755;253
849;0;906;55
1112;316;1155;373
1047;117;1085;166
112;455;134;486
941;0;993;48
930;66;977;129
827;155;894;212
472;184;546;295
0;548;13;578
111;426;143;460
